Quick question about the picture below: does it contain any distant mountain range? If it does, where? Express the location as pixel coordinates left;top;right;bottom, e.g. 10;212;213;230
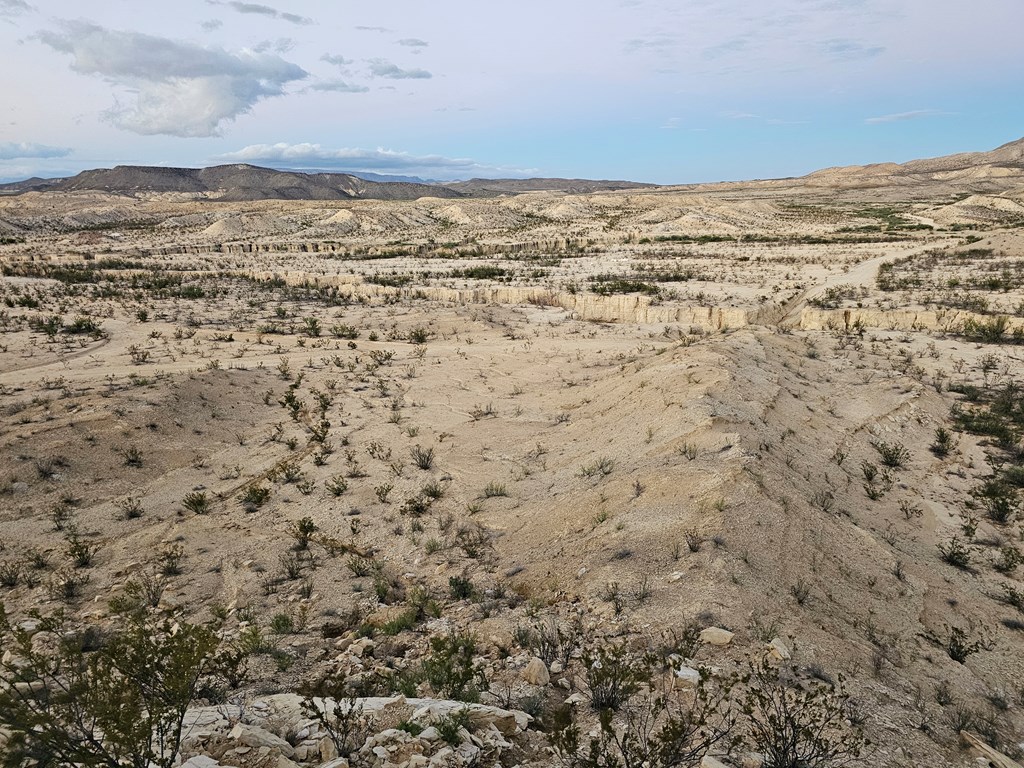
0;164;654;201
3;137;1022;201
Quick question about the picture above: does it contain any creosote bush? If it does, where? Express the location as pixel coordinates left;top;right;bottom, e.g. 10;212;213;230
550;644;739;768
0;607;225;768
741;659;867;768
421;631;489;703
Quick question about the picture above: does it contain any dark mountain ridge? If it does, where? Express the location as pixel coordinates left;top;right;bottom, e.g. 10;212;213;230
0;164;654;200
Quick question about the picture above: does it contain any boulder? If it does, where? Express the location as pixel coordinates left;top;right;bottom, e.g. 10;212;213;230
522;657;550;686
675;666;702;688
227;724;295;758
700;627;735;646
766;638;791;661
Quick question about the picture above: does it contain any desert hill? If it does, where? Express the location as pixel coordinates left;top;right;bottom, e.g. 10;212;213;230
804;137;1024;194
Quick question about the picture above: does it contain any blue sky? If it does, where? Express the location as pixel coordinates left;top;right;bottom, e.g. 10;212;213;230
1;0;1022;183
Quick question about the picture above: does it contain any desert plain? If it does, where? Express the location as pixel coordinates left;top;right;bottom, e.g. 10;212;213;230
1;139;1024;767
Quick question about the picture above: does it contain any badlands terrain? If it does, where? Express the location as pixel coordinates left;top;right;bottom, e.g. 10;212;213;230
1;138;1024;767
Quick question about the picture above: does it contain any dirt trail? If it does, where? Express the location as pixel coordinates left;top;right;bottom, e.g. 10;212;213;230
780;242;954;328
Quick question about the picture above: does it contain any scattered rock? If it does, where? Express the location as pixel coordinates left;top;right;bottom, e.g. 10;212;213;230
675;666;702;688
699;627;735;646
522;656;550;686
227;723;295;758
766;637;791;661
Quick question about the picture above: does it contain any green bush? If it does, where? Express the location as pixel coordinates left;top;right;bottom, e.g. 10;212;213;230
0;610;221;768
549;654;739;768
422;631;489;703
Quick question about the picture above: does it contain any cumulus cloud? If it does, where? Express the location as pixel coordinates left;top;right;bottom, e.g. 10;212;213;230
37;21;307;137
367;58;431;79
0;142;71;160
865;109;948;124
209;1;312;25
216;143;534;179
310;80;369;93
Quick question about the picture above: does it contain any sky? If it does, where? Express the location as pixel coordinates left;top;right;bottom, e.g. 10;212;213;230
1;0;1022;184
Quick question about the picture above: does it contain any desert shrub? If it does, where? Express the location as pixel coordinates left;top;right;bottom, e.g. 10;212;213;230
290;517;318;550
158;544;184;576
550;658;739;768
118;445;143;468
962;316;1010;343
455;523;492;559
930;427;956;458
239;485;271;510
325;475;348;496
422;631;489;703
65;532;97;568
938;537;971;569
0;561;21;588
946;626;982;663
330;323;359;339
995;545;1022;574
407;326;431;344
115;497;145;520
872;440;909;469
109;574;165;614
181;491;210;515
0;610;221;768
580;456;614;478
583;643;652;712
410;444;435;470
303;317;321;337
448;575;474;600
741;659;866;768
422;480;445;500
516;617;580;668
972;479;1019;525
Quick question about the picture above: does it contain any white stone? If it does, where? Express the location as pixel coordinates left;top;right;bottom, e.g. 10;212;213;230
699;627;735;646
767;638;791;661
522;657;550;686
675;666;701;687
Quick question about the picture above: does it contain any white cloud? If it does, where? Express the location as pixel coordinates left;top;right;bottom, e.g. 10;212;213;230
310;80;369;94
0;141;71;160
0;0;31;15
865;109;949;124
209;1;312;25
37;21;306;137
321;53;353;67
216;143;535;179
397;38;428;48
253;37;294;54
367;58;431;79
